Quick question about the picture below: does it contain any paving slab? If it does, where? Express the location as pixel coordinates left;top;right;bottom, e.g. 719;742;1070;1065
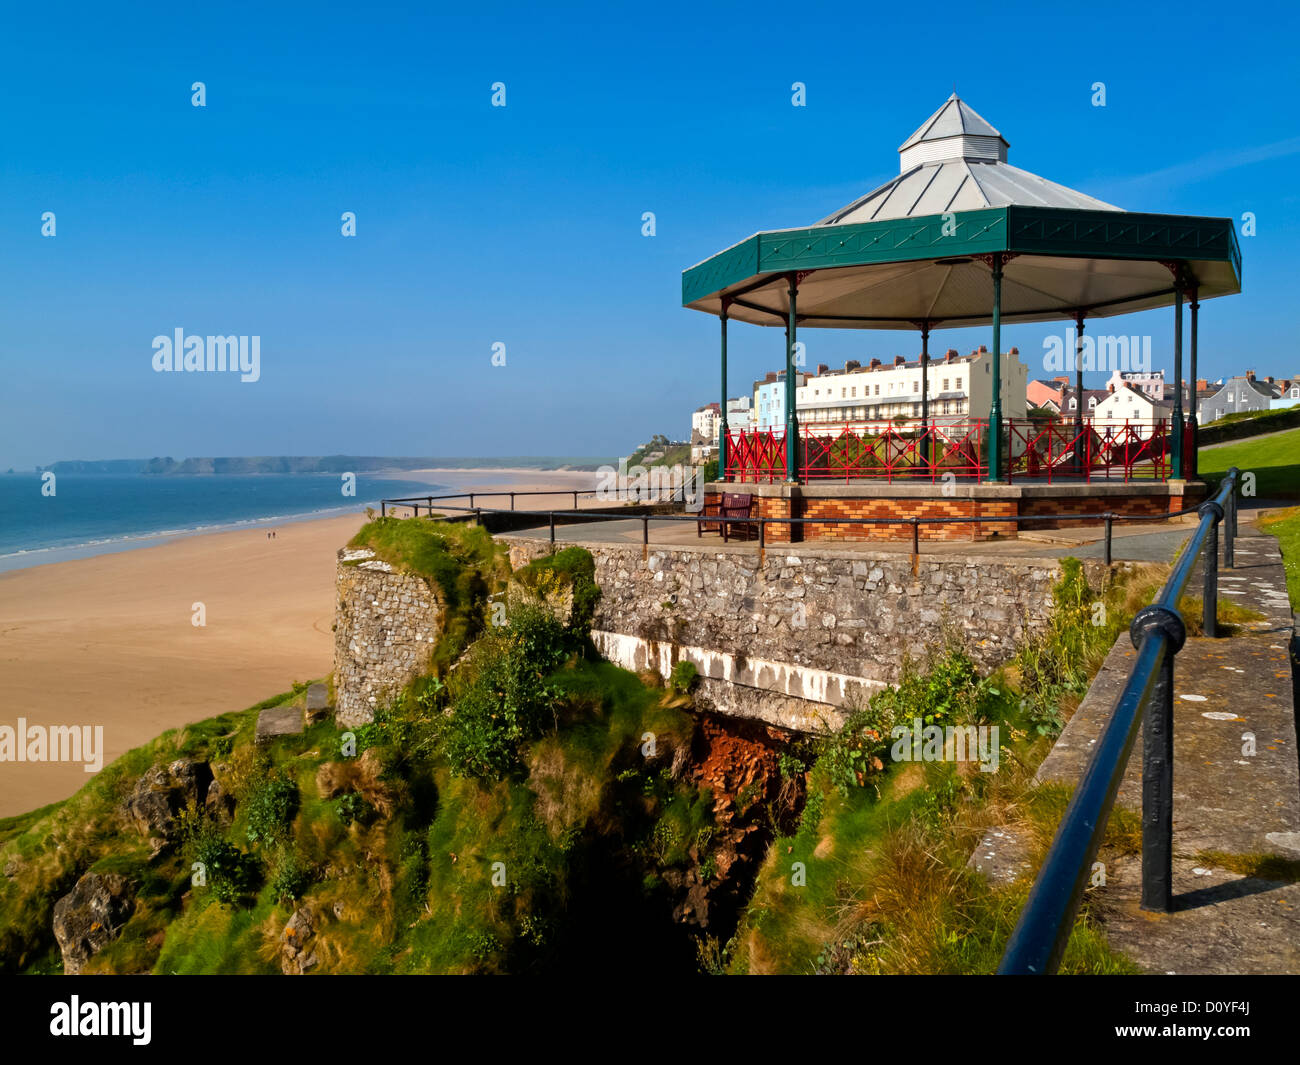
305;683;331;720
256;704;304;744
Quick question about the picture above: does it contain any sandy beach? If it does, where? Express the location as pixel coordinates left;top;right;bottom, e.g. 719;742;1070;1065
0;470;598;818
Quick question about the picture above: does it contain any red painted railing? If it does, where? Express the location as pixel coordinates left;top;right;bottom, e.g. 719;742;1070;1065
725;419;1179;484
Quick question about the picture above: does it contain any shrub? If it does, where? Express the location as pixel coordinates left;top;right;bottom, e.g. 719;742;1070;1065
669;661;698;696
332;791;375;827
244;775;299;846
512;547;602;639
179;807;257;905
444;606;568;780
821;648;995;796
269;849;314;905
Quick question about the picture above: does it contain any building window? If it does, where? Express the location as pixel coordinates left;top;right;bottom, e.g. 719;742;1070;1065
912;381;919;393
874;384;880;396
942;378;949;391
955;377;962;390
851;387;856;397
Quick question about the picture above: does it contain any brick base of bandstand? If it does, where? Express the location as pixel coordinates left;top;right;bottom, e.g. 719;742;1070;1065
706;480;1208;544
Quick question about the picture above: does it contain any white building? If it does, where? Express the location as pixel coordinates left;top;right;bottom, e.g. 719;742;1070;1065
1092;384;1173;439
1106;367;1166;401
691;398;753;463
792;346;1028;430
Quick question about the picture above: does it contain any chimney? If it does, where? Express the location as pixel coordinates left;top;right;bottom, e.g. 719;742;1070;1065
1008;346;1018;356
1267;375;1275;384
1246;370;1255;381
845;359;861;372
869;358;881;369
765;371;777;383
817;363;829;375
893;355;906;366
946;349;958;362
1197;378;1208;392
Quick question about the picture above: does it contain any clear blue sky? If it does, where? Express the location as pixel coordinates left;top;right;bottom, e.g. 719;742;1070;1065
1;0;1297;469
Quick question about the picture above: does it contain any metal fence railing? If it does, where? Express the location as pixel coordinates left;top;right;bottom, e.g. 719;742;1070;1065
996;466;1240;975
725;418;1187;485
380;485;1219;570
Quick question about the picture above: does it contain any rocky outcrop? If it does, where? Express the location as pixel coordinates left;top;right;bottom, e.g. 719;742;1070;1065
52;872;136;974
280;907;319;974
124;758;214;844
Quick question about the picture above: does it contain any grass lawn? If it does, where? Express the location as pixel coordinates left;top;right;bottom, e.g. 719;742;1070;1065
1258;506;1300;609
1199;426;1300;500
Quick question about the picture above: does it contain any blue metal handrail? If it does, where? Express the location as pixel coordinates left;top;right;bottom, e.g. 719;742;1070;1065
997;466;1240;974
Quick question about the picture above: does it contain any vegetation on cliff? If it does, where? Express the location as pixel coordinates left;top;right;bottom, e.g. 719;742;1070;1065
724;559;1153;975
0;535;769;974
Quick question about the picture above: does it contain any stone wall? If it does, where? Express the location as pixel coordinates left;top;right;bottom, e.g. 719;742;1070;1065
508;539;1083;732
333;549;444;727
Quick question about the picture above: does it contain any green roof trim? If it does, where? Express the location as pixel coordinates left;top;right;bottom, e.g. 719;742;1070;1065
682;206;1241;310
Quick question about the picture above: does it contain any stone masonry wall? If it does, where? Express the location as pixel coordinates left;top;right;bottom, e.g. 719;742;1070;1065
508;540;1084;717
333;549;444;727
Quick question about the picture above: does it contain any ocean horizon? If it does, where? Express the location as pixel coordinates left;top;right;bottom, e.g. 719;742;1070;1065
0;472;446;573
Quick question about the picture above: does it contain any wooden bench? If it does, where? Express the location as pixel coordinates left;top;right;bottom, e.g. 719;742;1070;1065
720;492;757;542
696;495;722;537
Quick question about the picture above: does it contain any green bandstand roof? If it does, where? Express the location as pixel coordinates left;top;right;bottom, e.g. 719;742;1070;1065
682;95;1241;329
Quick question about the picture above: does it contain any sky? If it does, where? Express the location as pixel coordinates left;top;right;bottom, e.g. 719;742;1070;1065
1;0;1297;469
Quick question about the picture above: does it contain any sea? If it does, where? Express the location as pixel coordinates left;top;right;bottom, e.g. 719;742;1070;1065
0;473;446;573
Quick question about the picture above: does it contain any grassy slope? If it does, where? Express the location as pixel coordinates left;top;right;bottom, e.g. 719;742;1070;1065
727;558;1186;975
0;657;710;975
1199;426;1300;499
0;525;721;975
1258;506;1300;608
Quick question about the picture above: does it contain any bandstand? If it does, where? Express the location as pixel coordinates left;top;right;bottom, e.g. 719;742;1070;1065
683;95;1241;543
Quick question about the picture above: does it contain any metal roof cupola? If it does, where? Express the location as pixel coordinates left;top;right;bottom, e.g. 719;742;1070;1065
820;95;1121;225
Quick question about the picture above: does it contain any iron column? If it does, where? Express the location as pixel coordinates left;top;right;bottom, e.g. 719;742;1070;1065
1074;312;1085;478
1172;268;1185;480
988;253;1004;481
719;299;729;481
785;274;799;482
920;322;931;465
1188;287;1199;479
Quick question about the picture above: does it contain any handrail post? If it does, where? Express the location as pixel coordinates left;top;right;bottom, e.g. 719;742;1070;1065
759;518;766;565
1131;608;1185;914
380;501;386;517
469;492;475;511
549;512;555;546
1104;513;1113;567
642;516;649;561
510;492;515;511
1225;479;1236;569
1199;499;1224;638
910;516;919;576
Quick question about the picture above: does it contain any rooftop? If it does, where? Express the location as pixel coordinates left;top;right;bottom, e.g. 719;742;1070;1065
818;94;1120;226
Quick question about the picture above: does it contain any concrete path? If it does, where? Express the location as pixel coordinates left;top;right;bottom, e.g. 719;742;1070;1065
499;514;1198;565
1013;530;1300;974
